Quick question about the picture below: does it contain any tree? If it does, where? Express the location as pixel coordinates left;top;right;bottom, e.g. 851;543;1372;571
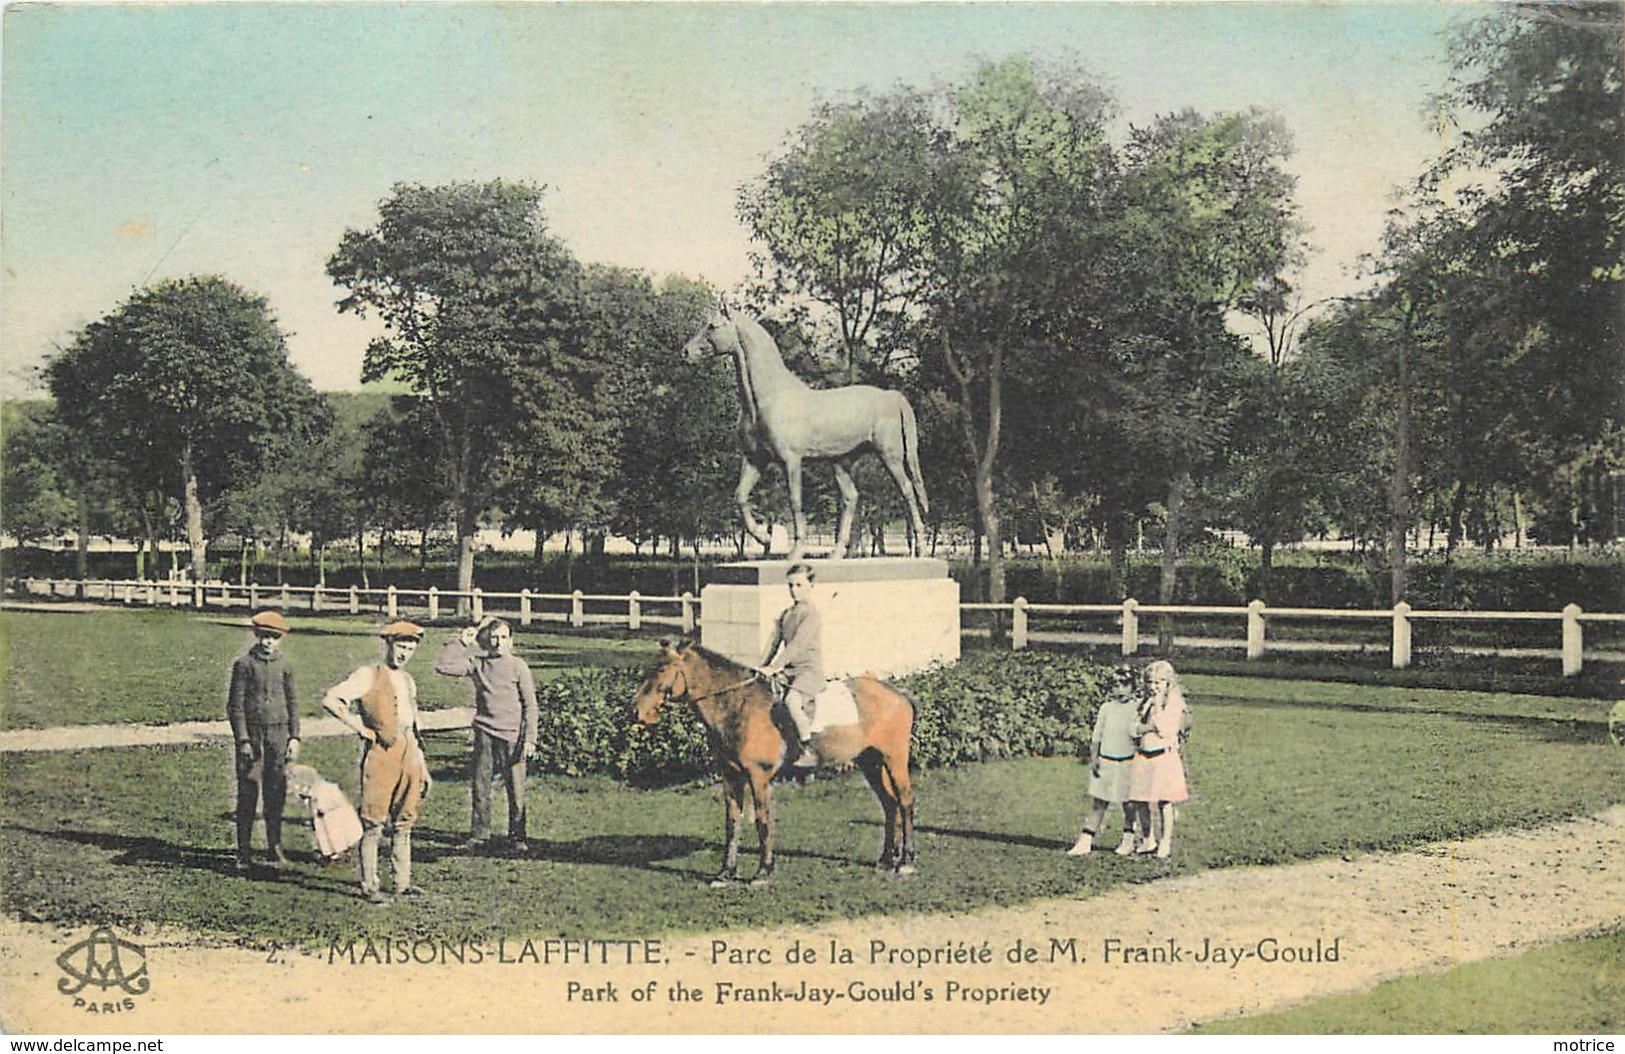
740;91;947;383
916;56;1117;604
1421;3;1624;549
0;403;75;546
46;276;327;584
1110;108;1303;612
327;181;586;597
602;274;739;562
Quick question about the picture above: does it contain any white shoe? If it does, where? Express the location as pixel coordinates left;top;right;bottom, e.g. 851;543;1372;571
1066;833;1095;856
1113;840;1135;857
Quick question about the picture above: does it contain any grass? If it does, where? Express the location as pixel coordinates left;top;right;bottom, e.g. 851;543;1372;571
2;701;1623;946
0;607;657;730
1190;929;1625;1034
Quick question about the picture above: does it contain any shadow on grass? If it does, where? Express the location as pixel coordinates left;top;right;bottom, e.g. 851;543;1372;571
852;819;1067;853
4;823;370;896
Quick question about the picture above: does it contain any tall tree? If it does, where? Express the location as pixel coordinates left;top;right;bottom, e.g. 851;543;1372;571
739;91;946;382
0;403;76;546
327;181;585;596
1111;108;1303;611
46;276;327;584
1422;2;1624;548
917;56;1117;604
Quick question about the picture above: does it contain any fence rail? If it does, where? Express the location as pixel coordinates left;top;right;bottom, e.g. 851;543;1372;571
12;577;1623;677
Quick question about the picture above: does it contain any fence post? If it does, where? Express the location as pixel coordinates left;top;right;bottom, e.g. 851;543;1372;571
147;581;158;606
571;590;584;629
628;590;642;632
349;585;360;615
520;589;532;626
280;584;290;609
122;582;134;606
681;591;696;634
169;579;179;607
428;587;440;623
1246;599;1267;660
472;588;484;622
387;586;398;619
1392;601;1412;669
312;584;322;612
249;583;259;609
1121;598;1139;656
1561;604;1583;677
1011;597;1029;651
192;581;203;609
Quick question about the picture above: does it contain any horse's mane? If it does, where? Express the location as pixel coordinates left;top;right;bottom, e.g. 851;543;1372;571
687;642;754;678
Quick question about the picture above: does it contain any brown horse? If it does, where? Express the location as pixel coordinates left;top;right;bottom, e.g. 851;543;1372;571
632;640;918;887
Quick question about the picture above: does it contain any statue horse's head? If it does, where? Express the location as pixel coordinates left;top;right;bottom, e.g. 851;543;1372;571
633;639;692;725
682;302;738;365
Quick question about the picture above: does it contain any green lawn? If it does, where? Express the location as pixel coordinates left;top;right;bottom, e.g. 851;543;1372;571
3;702;1622;946
1191;929;1625;1034
0;607;655;729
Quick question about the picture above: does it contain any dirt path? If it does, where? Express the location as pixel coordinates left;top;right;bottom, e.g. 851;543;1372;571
2;805;1621;1035
0;709;475;753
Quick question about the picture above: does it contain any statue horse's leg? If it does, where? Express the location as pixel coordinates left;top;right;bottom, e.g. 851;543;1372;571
783;454;807;561
747;765;776;887
734;458;773;552
879;449;927;558
831;458;860;561
711;771;747;888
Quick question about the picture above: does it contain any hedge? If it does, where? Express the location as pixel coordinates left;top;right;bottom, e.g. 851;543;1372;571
528;651;1110;786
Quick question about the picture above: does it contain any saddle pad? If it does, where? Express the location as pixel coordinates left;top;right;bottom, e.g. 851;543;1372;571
809;680;859;734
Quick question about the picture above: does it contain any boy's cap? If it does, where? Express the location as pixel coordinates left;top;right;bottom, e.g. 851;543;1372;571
249;610;290;637
378;620;425;641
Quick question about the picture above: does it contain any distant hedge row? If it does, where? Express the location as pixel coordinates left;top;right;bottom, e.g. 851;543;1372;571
993;551;1625;612
527;651;1108;786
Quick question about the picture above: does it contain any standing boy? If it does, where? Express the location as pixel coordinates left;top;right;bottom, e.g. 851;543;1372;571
227;609;300;872
322;621;430;903
434;617;539;853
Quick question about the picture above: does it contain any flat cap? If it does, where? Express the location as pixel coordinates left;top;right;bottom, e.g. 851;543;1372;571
378;620;425;640
249;610;290;637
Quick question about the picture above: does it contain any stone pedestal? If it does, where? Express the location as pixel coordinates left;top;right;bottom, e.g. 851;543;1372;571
700;557;960;679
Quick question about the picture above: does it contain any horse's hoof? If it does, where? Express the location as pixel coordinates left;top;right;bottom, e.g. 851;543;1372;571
709;875;738;890
748;871;774;889
896;864;919;880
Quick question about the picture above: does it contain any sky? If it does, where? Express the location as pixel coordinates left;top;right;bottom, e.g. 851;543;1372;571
1;1;1473;395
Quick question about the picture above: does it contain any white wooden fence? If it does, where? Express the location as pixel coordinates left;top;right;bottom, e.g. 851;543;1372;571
13;577;1623;677
15;577;698;634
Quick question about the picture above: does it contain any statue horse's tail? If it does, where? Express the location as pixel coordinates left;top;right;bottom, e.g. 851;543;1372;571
899;397;930;515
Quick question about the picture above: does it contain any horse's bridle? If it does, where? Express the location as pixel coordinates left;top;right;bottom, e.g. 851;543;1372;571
662;663;765;705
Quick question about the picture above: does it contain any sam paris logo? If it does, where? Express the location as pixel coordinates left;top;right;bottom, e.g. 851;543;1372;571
56;927;149;1014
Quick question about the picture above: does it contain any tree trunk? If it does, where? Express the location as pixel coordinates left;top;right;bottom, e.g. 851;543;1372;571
1389;318;1413;605
74;484;90;596
183;455;206;585
239;544;249;587
1157;468;1191;649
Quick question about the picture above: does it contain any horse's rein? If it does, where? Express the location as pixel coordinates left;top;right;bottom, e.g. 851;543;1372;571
680;669;767;704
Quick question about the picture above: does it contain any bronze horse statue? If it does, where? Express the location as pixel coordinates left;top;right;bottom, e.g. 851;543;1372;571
632;640;919;886
684;303;930;560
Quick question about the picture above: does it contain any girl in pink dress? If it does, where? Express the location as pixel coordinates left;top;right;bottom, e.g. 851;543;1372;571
1127;660;1191;859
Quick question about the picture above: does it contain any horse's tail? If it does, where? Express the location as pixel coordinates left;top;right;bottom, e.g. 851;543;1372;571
898;396;930;514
